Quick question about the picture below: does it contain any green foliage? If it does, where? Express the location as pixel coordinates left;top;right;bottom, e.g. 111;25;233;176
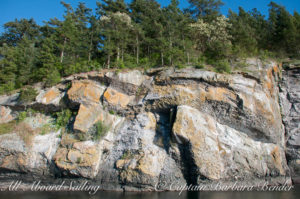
121;150;134;159
109;110;115;115
176;64;186;69
54;109;72;128
0;121;16;135
40;123;54;135
0;0;300;92
45;69;61;87
213;60;232;73
19;87;38;103
258;50;276;60
76;157;82;164
94;121;110;140
17;111;28;122
17;108;37;123
195;63;204;69
77;133;86;141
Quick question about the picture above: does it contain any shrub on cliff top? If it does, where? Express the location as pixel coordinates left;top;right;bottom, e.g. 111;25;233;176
54;109;72;128
213;60;232;73
94;121;110;140
19;87;38;103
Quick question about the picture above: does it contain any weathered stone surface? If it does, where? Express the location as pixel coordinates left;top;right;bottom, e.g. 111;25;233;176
173;105;289;181
0;93;20;106
73;103;124;133
106;70;146;86
146;66;284;144
103;87;135;109
36;87;64;106
0;61;297;190
73;103;102;133
105;70;148;96
0;106;15;124
279;64;300;182
0;129;60;175
67;80;106;105
54;140;101;178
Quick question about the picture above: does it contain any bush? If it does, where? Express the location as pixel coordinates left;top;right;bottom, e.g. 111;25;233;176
214;60;231;73
40;123;55;135
0;121;16;135
109;110;115;115
17;108;38;123
17;111;28;122
54;109;72;128
176;64;186;69
0;81;15;95
19;87;38;103
94;121;110;140
64;61;90;76
195;63;204;69
121;150;133;159
45;69;61;87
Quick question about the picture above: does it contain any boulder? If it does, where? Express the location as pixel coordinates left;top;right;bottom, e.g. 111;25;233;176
67;80;106;105
146;66;284;144
73;103;124;133
0;93;20;106
103;87;135;109
172;105;289;181
0;106;15;124
106;70;146;86
0;130;60;175
54;140;101;178
105;70;147;95
36;87;64;106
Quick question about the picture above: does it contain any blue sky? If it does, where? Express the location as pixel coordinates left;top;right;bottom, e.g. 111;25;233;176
1;0;300;33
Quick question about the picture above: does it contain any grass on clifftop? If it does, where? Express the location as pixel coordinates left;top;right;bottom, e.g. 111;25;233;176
94;121;110;140
0;121;16;135
18;87;38;103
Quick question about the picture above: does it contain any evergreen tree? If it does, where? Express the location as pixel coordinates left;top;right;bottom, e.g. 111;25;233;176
268;2;297;55
188;0;224;20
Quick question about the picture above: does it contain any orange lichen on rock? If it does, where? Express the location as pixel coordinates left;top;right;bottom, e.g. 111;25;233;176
67;80;105;104
43;88;60;104
103;87;134;108
270;146;285;175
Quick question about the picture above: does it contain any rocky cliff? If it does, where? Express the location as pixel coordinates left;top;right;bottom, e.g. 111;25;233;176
279;61;300;184
0;59;299;191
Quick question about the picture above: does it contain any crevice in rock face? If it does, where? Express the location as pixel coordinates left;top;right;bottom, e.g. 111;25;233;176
154;110;175;153
153;107;203;186
177;143;202;185
155;76;235;92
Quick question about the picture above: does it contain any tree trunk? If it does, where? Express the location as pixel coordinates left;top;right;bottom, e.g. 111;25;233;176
136;35;139;65
117;45;120;62
161;52;164;66
107;54;110;68
107;35;111;68
169;37;172;66
88;34;93;63
60;37;67;63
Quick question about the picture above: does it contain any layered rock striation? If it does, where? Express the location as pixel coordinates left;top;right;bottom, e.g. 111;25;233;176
0;59;298;191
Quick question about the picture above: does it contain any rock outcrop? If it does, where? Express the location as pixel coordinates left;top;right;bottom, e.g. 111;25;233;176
279;61;300;183
0;60;298;191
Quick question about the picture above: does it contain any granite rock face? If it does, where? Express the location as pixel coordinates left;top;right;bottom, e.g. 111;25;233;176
173;105;288;181
0;61;298;190
279;62;300;183
0;106;15;124
0;114;61;176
